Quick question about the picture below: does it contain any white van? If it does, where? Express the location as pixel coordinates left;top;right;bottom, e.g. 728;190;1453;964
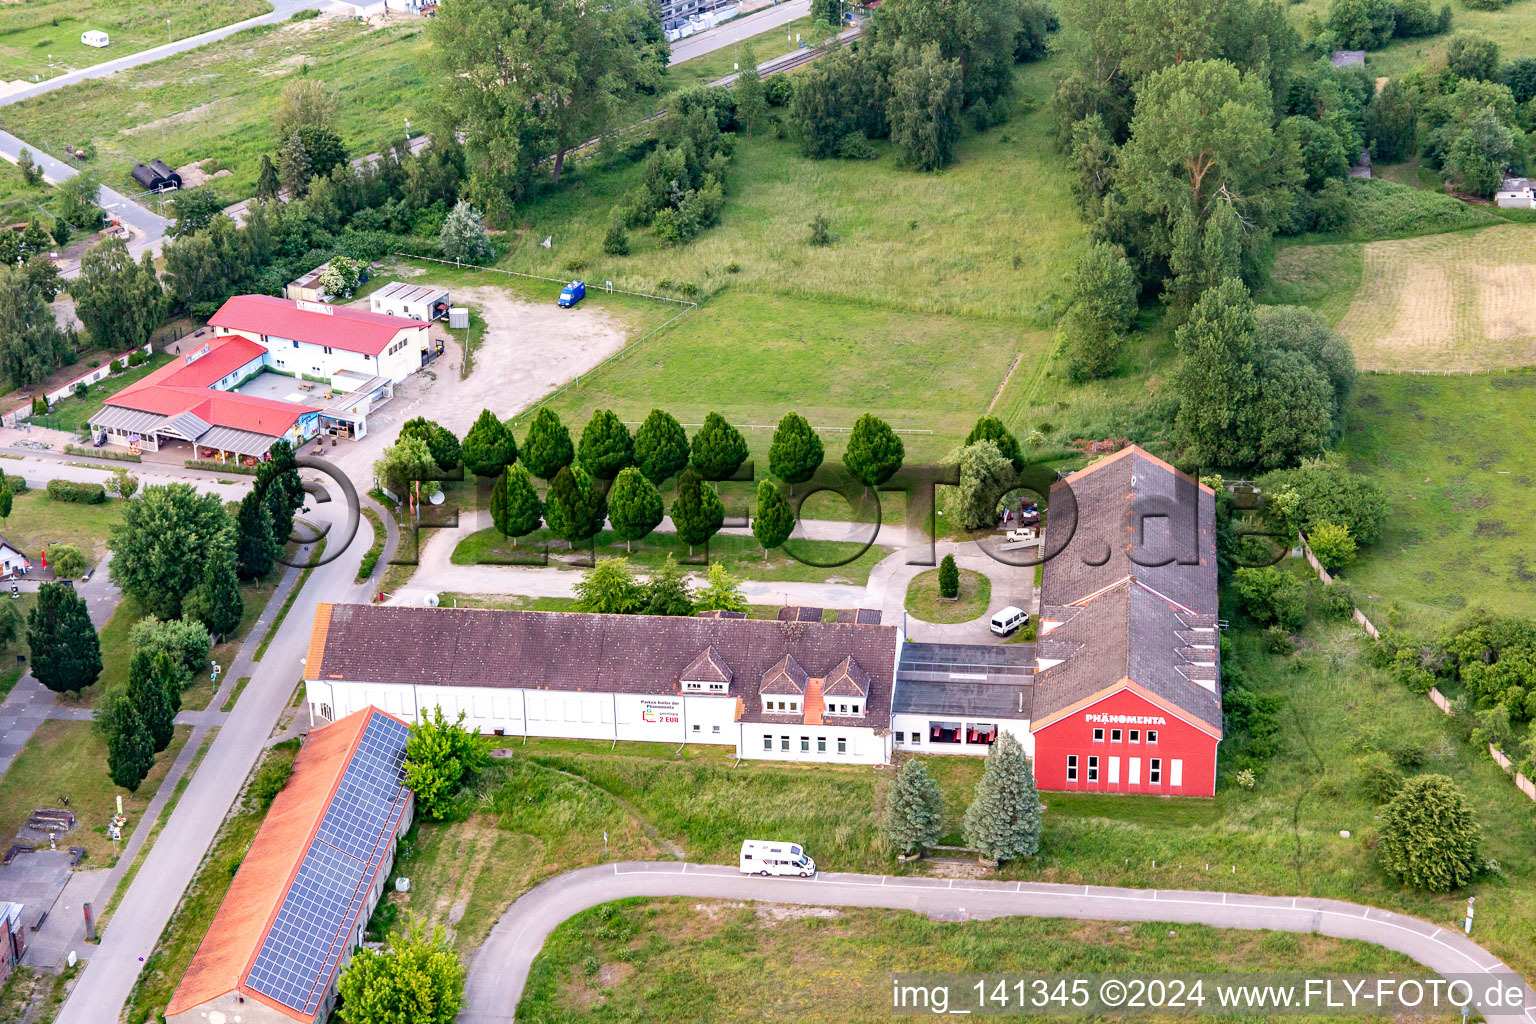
989;606;1029;636
739;840;815;877
81;30;110;48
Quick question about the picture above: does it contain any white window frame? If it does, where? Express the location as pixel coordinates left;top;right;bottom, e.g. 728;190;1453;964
1087;755;1099;782
1150;758;1162;785
1092;728;1105;742
1067;754;1078;781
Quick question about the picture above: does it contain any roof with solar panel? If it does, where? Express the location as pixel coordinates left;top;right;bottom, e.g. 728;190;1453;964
165;706;412;1024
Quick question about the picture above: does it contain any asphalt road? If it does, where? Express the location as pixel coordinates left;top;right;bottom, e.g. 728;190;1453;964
669;0;811;65
463;862;1536;1024
53;462;376;1024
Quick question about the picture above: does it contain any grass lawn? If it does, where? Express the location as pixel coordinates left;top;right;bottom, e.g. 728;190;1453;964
905;566;990;624
666;16;821;91
1340;373;1536;623
123;740;299;1024
452;526;891;586
0;158;52;215
0;592;37;696
0;488;123;568
356;507;384;584
0;0;270;81
1288;0;1536;78
439;593;580;612
3;18;430;201
0;720;189;866
40;351;176;435
520;900;1421;1022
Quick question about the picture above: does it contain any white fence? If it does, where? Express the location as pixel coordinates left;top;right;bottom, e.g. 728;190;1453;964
4;341;155;427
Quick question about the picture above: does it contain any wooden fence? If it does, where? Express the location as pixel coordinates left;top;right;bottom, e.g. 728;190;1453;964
1296;532;1534;805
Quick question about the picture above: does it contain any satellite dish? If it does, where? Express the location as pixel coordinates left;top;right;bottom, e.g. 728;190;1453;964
429;490;446;505
395;877;411;892
424;594;440;607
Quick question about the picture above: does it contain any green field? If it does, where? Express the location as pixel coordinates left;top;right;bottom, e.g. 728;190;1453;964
0;0;270;81
1288;0;1536;78
905;566;990;623
1;487;123;567
2;18;430;200
1341;372;1536;622
521;900;1423;1023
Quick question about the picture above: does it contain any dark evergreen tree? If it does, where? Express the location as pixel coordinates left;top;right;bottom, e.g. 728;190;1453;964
752;481;795;559
768;411;824;496
235;489;276;580
27;582;102;694
641;554;695;615
670;467;725;554
961;732;1043;864
184;555;243;637
882;758;946;856
578;409;636;479
633;408;690;483
99;692;154;792
256;154;281;201
1377;774;1482;891
490;464;544;540
842;413;905;493
607;467;663;552
402;417;461;472
127;649;176;753
938;553;960;598
964;416;1024;470
522;407;575;480
689;411;748;481
543;465;607;544
460;409;518;478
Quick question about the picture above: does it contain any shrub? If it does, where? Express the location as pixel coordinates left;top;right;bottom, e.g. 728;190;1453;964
127;349;147;367
1307;521;1357;570
1376;774;1482;891
45;479;106;504
834;132;876;159
764;76;794;107
602;220;630;257
938;554;960;598
1233;566;1308;629
1262;625;1295;654
250;753;295;809
1354;751;1404;802
808;214;831;246
1315;580;1357;618
1234;768;1257;790
564;257;587;272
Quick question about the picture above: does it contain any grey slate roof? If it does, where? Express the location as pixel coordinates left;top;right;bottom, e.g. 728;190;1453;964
822;656;870;698
681;645;732;684
760;653;809;695
88;405;167;435
891;642;1035;720
1031;447;1222;733
311;605;898;728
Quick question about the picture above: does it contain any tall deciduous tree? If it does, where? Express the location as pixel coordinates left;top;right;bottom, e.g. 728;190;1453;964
490;464;544;540
768;411;824;495
522;408;575;481
98;692;155;792
882;758;946;856
439;200;493;264
670;467;725;554
752;481;795;559
27;583;102;694
544;464;607;544
607;467;663;552
1061;240;1138;381
401;417;461;472
961;732;1043;864
689;412;749;481
735;41;767;136
578;409;636;479
1376;774;1481;891
127;649;178;753
279;131;314;197
887;44;965;171
73;236;166;353
109;484;237;620
274;78;339;140
634;409;690;483
0;263;71;388
335;922;465;1024
428;0;665;207
843;413;905;494
183;553;244;636
403;708;491;820
642;554;694;615
374;434;436;499
1171;277;1258;467
461;409;518;478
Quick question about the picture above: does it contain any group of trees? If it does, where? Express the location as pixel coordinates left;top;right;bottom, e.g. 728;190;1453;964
882;733;1043;865
573;556;748;616
788;0;1056;170
97;617;212;791
235;441;306;583
613;88;735;247
1322;0;1451;51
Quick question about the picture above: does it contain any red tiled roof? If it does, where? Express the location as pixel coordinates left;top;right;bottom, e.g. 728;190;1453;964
165;708;408;1021
103;334;317;438
209;294;426;356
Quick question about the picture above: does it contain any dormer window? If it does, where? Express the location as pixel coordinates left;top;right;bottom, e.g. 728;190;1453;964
681;645;733;694
825;702;863;717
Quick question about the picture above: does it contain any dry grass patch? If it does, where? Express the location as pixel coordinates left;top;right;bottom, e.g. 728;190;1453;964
1332;224;1536;371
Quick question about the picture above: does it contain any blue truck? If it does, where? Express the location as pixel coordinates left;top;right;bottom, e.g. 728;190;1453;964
558;280;586;308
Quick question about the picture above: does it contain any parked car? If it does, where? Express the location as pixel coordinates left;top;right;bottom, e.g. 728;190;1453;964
989;606;1029;636
558;280;586;308
739;840;815;877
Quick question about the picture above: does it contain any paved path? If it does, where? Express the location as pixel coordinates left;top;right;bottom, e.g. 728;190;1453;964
463;862;1536;1024
54;467;373;1024
669;0;810;65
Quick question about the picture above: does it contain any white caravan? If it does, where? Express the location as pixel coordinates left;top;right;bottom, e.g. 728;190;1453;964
739;840;816;877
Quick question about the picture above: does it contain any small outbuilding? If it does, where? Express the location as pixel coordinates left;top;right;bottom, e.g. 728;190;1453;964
448;306;469;329
368;282;450;322
130;162;180;192
1496;177;1535;209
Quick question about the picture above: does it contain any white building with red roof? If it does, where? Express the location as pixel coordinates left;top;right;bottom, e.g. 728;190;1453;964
208;294;432;386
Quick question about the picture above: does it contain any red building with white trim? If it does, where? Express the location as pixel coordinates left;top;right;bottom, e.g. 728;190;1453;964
1029;446;1222;796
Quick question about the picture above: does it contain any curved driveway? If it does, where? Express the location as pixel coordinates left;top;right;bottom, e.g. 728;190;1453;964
462;862;1536;1024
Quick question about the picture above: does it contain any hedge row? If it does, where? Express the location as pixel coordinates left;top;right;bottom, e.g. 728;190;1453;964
46;479;107;504
63;445;142;463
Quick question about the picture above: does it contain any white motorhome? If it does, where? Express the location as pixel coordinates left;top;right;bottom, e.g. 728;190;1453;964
81;30;110;48
739;840;815;877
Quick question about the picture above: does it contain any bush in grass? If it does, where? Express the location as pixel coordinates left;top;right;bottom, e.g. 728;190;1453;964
404;707;492;821
129;616;211;682
602;219;630;256
1315;580;1357;619
1233;566;1308;630
1355;751;1404;802
807;214;832;246
250;753;295;810
46;479;106;504
938;554;960;598
1307;521;1356;571
1377;774;1481;891
1332;179;1494;240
